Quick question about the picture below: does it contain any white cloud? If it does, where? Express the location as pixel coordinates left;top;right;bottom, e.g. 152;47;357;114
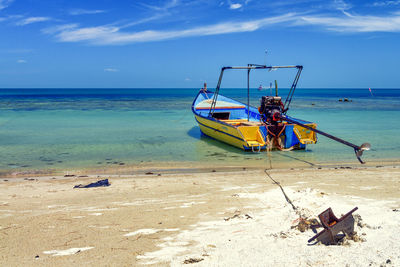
139;0;180;11
42;24;79;34
118;0;185;30
69;9;106;16
372;0;400;6
44;11;400;45
0;14;23;23
57;26;119;42
0;0;14;10
298;12;400;32
119;13;167;29
16;17;51;26
47;13;296;45
229;3;242;10
332;0;352;11
104;68;119;72
17;59;27;63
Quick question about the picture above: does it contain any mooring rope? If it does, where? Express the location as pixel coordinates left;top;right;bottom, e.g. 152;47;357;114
264;169;297;211
264;145;297;211
265;124;294;151
276;136;295;152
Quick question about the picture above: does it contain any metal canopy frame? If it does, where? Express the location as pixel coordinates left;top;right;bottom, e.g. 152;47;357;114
208;64;303;121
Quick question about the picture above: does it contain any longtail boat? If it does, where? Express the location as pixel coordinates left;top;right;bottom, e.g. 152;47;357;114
192;64;370;163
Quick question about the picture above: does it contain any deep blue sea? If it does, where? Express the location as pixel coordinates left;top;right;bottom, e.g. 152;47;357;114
0;88;399;173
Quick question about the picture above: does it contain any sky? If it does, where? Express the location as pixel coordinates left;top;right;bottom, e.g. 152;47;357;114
0;0;400;88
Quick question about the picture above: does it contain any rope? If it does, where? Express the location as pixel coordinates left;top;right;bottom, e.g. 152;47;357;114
266;135;272;152
265;124;294;151
276;136;294;151
264;145;297;211
262;128;321;224
264;169;297;211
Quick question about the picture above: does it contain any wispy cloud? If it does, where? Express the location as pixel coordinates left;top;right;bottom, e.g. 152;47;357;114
332;0;352;11
69;9;106;16
130;0;184;27
17;59;27;63
139;0;180;11
104;68;119;72
298;12;400;32
44;10;400;45
16;16;51;26
0;14;23;23
46;13;297;45
42;23;79;34
372;0;400;6
0;0;14;10
119;13;167;29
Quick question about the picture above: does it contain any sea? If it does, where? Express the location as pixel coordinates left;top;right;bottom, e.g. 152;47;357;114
0;88;399;174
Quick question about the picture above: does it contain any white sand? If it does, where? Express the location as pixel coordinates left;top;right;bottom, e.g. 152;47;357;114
43;247;94;256
137;187;400;266
124;228;161;237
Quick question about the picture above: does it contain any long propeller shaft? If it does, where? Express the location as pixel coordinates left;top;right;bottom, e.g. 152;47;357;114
278;114;370;164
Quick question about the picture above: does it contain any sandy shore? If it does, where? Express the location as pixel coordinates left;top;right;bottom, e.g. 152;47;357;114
0;166;399;266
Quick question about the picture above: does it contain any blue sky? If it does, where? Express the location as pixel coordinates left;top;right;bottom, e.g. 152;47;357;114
0;0;400;88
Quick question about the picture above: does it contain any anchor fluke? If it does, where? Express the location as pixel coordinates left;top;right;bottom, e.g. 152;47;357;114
360;143;371;151
354;143;371;164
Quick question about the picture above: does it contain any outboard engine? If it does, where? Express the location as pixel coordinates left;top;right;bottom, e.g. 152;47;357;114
259;96;284;124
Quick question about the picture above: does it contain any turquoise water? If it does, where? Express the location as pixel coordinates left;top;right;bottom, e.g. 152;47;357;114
0;88;399;173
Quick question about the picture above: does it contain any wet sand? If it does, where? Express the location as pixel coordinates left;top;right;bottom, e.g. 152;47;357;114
0;166;399;266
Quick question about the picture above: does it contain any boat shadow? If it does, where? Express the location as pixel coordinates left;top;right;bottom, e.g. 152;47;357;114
188;126;320;164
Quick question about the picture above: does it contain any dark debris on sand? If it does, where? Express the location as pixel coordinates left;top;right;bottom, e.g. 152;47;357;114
183;258;204;264
291;217;320;233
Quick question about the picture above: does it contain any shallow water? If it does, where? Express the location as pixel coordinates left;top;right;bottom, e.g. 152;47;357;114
0;88;399;173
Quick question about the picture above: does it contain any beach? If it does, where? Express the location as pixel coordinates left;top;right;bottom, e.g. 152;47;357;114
2;0;400;265
1;165;399;266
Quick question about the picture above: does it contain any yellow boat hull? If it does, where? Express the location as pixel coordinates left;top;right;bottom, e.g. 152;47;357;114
195;115;248;149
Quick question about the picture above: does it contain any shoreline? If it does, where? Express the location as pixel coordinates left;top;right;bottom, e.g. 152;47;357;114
1;158;399;179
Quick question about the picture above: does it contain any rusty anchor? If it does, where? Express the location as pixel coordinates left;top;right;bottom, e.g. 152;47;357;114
308;207;358;245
